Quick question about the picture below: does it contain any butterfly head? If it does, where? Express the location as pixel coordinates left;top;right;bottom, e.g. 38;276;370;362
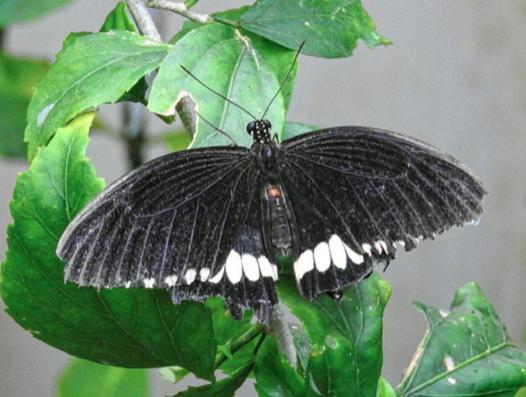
247;119;272;143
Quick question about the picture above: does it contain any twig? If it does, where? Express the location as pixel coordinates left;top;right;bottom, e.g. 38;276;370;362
121;102;146;169
125;0;162;41
147;0;212;24
270;303;298;367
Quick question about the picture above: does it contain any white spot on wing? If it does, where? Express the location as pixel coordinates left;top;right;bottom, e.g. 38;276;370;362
362;243;373;256
143;278;155;288
242;254;260;281
226;250;242;284
185;269;196;284
344;243;364;265
200;267;210;281
329;235;347;269
258;256;275;279
37;103;55;127
272;265;279;281
165;275;178;287
209;266;225;284
294;249;314;280
314;242;331;272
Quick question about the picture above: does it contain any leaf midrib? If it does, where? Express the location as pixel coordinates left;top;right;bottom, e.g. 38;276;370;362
402;342;514;396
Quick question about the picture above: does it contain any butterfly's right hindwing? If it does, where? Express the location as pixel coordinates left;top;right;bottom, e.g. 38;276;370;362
57;147;277;323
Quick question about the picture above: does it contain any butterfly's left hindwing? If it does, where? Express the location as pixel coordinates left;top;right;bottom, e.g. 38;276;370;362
57;147;278;323
280;126;485;298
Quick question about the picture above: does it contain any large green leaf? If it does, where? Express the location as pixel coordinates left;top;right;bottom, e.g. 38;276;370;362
171;361;253;397
24;31;170;160
398;283;526;397
148;23;285;148
279;273;391;397
254;336;305;397
0;54;48;159
170;7;297;111
0;113;217;380
240;0;390;58
0;0;72;27
58;358;149;397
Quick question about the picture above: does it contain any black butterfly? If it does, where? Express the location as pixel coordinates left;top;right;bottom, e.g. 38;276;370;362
56;117;485;324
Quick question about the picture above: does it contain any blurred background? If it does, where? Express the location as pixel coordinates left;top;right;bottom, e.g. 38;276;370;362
1;1;525;395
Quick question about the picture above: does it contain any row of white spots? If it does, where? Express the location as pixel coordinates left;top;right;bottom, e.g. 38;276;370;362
144;251;279;288
223;250;278;284
294;235;365;281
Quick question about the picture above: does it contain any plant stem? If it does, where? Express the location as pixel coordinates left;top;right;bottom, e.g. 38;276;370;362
121;102;146;169
147;0;212;24
214;323;265;369
125;0;162;41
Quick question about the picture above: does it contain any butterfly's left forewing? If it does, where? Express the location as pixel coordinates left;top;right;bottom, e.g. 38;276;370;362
280;126;485;298
57;147;277;323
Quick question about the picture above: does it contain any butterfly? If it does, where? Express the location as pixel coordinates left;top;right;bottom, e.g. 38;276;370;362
56;115;485;324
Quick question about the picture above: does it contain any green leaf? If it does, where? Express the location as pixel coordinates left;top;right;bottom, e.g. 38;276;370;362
159;130;192;152
254;336;306;397
398;283;526;397
184;0;199;8
160;366;190;384
278;273;391;397
58;358;149;397
100;2;136;33
290;324;312;373
0;54;48;159
25;31;170;160
148;23;286;148
0;0;72;27
172;361;253;397
282;122;318;141
0;113;217;380
377;378;398;397
99;2;149;105
171;7;297;111
240;0;391;58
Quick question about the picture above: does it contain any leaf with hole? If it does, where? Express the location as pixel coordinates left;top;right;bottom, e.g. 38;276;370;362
398;283;526;397
240;0;390;58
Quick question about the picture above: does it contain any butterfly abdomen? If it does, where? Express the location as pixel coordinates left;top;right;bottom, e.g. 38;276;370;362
263;184;294;258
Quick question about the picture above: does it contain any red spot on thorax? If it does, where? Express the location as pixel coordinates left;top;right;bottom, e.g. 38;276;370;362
266;185;282;198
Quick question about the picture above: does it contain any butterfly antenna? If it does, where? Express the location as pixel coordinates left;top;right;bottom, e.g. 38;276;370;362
261;41;305;120
194;109;239;146
180;65;258;120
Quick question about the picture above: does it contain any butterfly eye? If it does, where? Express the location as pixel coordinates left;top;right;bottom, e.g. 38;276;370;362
264;120;272;130
246;121;256;135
